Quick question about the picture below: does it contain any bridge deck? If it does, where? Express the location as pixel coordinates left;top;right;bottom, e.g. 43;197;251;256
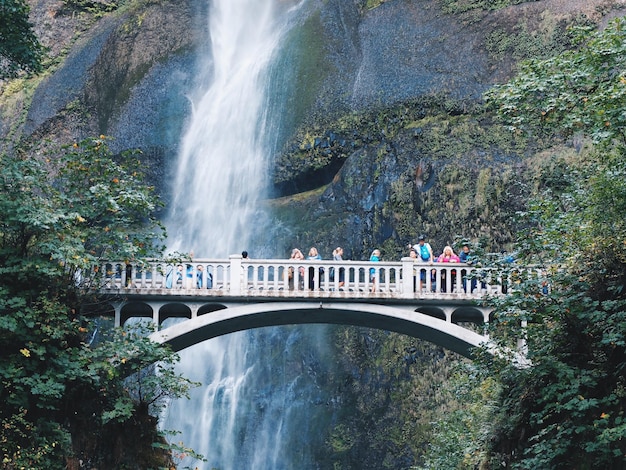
99;256;510;299
95;256;512;327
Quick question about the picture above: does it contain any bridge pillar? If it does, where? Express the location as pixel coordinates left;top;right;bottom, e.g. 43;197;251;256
480;307;492;339
230;254;242;295
517;319;528;356
400;257;415;299
114;304;121;327
441;306;454;322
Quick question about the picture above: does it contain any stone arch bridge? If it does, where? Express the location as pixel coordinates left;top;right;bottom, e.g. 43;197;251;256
92;255;532;361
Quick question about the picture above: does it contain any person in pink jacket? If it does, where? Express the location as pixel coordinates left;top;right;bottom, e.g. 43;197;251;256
437;246;460;263
436;246;460;292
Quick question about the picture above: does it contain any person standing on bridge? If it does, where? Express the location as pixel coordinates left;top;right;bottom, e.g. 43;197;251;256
307;247;323;290
459;243;477;293
185;264;194;289
175;264;184;288
369;249;381;292
412;235;434;263
437;245;460;263
332;246;345;288
288;248;305;290
458;243;473;264
196;265;204;288
411;235;434;289
436;246;460;292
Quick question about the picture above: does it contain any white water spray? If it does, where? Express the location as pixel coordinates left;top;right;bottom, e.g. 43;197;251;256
166;0;300;257
162;1;314;469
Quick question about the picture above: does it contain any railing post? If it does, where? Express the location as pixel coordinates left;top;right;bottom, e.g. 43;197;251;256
400;257;415;298
229;254;242;295
517;319;528;357
114;304;121;328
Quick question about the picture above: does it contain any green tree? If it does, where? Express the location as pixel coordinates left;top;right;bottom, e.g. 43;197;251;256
477;18;626;469
0;137;199;468
0;0;45;78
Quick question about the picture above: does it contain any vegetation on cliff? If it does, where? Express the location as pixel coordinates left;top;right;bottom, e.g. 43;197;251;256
319;329;474;469
483;18;626;468
419;19;626;468
0;0;45;78
270;93;533;261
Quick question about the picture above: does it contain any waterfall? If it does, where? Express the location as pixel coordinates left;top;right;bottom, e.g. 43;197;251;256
166;0;301;258
161;1;335;469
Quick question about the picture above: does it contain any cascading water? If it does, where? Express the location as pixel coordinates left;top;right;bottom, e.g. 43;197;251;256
162;1;338;468
166;0;300;258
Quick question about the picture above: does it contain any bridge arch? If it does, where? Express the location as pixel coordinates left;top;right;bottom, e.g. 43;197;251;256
149;302;495;359
121;301;153;325
451;306;491;324
159;303;192;324
198;303;228;315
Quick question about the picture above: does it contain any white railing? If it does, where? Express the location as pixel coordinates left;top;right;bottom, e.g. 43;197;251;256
98;255;531;300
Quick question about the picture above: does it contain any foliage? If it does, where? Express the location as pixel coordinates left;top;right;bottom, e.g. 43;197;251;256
0;0;46;78
0;136;165;298
356;0;386;11
61;0;120;15
484;15;594;65
0;137;197;468
472;16;626;469
438;0;530;15
484;180;626;468
418;365;500;469
485;19;626;145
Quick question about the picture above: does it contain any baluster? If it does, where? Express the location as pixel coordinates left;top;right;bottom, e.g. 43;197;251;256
119;263;126;288
140;264;147;288
270;264;284;290
149;263;157;289
251;264;258;290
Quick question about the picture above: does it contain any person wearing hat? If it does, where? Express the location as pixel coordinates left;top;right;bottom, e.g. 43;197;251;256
412;235;433;263
410;236;434;290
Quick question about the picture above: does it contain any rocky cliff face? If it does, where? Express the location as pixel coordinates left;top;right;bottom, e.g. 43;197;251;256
264;0;626;259
2;0;624;258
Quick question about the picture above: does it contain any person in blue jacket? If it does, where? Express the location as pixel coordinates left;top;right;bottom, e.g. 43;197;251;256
369;249;381;291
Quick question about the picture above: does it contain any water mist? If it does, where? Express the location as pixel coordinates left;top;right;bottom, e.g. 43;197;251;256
161;1;336;469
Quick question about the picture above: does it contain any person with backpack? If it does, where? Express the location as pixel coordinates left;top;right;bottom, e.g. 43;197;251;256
412;235;434;263
410;235;434;290
369;249;381;292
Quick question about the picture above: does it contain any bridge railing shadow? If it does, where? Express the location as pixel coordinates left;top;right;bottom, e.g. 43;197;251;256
98;256;542;300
